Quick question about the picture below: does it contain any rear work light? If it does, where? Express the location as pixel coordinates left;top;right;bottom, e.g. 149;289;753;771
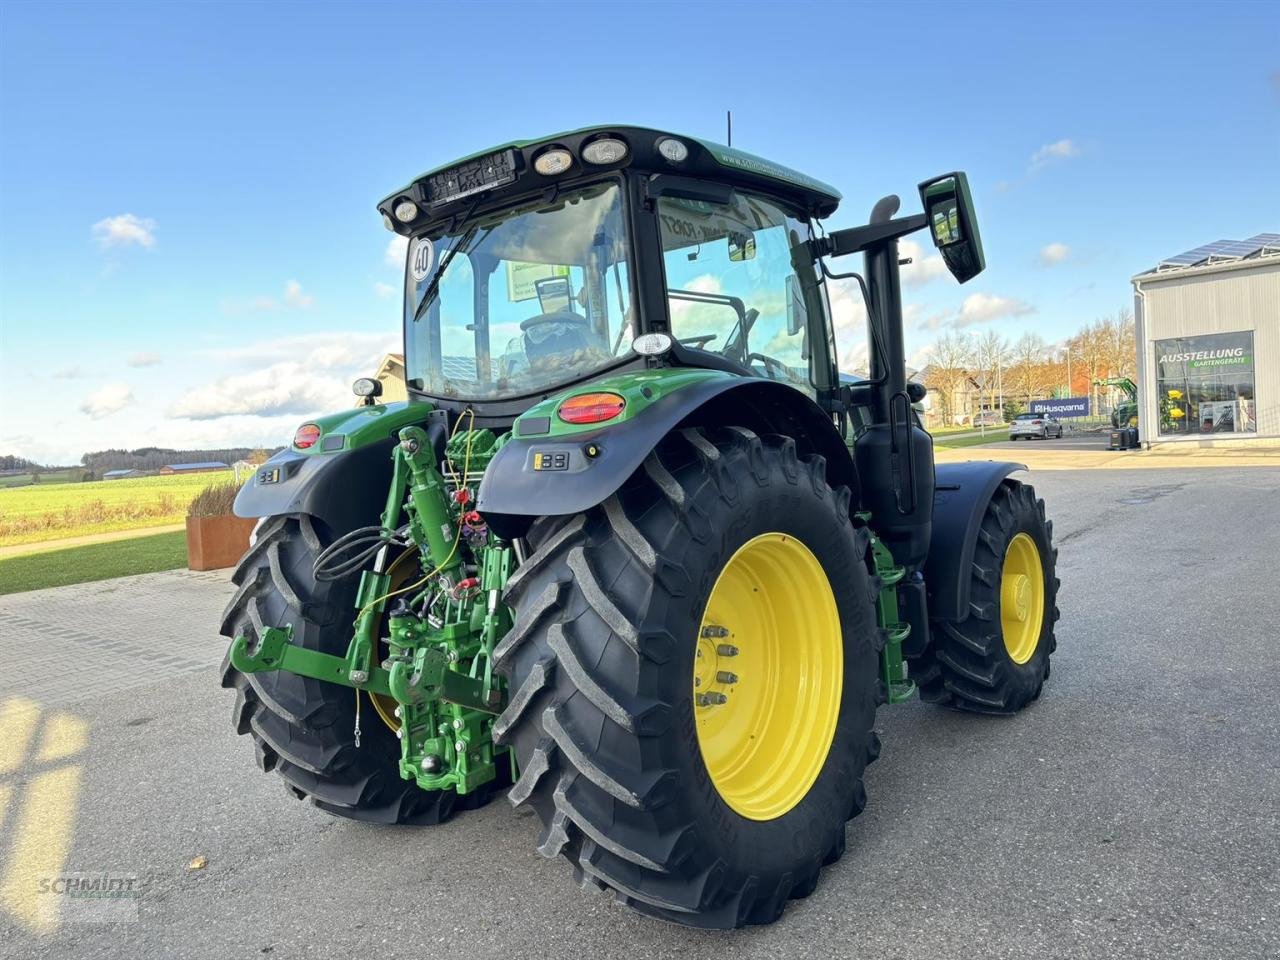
558;392;625;425
293;423;322;448
582;137;628;165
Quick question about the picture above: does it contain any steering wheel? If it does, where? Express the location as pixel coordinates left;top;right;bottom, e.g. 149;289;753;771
748;352;792;380
520;310;590;332
678;334;718;349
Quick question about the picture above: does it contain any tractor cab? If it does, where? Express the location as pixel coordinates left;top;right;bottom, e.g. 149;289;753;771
379;126;856;420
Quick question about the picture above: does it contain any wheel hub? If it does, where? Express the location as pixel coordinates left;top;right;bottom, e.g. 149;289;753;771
694;629;739;706
1004;573;1031;622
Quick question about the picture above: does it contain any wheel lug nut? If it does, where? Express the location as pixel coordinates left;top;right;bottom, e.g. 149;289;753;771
716;671;738;684
696;692;728;707
716;644;739;657
700;625;728;638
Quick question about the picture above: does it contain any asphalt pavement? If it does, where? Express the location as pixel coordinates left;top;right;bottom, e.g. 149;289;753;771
1;467;1277;959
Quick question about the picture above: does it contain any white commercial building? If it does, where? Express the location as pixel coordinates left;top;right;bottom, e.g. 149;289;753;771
1132;234;1280;447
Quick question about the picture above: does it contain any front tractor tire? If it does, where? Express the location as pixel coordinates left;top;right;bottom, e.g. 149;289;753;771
494;427;882;928
219;515;502;824
911;479;1060;713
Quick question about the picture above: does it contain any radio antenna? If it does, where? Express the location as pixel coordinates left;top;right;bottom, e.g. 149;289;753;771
726;110;732;147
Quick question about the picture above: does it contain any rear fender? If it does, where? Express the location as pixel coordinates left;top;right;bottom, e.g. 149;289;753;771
233;401;441;536
477;369;856;537
924;460;1026;621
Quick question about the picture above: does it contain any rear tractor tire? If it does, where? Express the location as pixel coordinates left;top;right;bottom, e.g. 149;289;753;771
494;427;882;928
910;479;1060;713
219;514;506;824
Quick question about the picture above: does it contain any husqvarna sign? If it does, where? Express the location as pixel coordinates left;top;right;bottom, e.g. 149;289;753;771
1030;396;1090;418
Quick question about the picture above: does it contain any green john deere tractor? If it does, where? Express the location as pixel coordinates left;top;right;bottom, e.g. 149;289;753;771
222;125;1060;928
1099;376;1139;428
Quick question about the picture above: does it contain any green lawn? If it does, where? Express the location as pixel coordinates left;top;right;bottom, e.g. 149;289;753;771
0;530;189;596
933;431;1006;449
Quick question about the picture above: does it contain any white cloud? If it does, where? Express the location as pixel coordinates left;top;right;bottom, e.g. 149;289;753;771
80;383;135;419
200;331;397;369
92;214;156;249
826;276;868;373
374;281;396;299
911;303;953;332
283;279;314;308
955;292;1035;328
223;280;315;313
168;363;352;420
899;239;949;288
1030;139;1080;169
1038;243;1071;266
127;351;162;367
53;366;88;380
172;331;398;420
386;235;409;268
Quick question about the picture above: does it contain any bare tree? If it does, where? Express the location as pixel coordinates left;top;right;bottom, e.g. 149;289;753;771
972;330;1009;416
1009;332;1052;404
1070;308;1136;415
923;332;975;425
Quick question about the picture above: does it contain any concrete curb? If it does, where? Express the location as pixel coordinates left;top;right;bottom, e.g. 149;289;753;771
936;446;1280;470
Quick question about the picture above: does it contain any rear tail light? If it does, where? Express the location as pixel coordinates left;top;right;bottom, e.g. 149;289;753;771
558;392;625;425
293;423;322;448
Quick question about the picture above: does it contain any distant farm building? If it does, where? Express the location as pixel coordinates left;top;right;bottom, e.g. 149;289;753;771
103;468;146;480
159;461;229;475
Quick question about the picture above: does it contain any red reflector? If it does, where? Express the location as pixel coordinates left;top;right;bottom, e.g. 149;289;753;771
558;392;625;425
293;423;322;448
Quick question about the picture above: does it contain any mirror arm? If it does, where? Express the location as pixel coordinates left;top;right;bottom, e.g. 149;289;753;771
803;214;928;262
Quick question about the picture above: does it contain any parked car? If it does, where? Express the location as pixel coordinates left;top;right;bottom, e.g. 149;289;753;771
1009;412;1064;440
973;410;1005;427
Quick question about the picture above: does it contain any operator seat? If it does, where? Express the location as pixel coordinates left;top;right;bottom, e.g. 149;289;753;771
520;311;594;363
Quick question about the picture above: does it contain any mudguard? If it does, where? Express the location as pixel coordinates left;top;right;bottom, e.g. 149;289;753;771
477;369;856;535
924;460;1026;622
233;401;439;536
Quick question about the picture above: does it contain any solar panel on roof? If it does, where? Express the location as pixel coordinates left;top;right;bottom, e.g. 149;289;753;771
1207;241;1257;257
1160;241;1231;266
1155;232;1280;272
1242;233;1280;255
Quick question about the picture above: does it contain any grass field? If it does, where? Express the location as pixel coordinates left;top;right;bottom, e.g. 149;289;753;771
0;471;237;547
0;469;83;488
0;529;189;595
933;431;1006;450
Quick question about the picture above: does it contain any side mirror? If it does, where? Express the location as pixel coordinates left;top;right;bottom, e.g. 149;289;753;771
728;231;756;262
918;172;985;283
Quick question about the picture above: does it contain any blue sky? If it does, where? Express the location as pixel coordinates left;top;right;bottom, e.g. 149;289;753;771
1;0;1276;464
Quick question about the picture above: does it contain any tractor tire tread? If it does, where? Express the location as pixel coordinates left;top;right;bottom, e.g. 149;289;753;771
496;427;878;928
908;480;1059;714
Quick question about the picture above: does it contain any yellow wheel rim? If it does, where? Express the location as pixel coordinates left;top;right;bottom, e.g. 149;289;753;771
1001;532;1045;665
693;532;843;822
